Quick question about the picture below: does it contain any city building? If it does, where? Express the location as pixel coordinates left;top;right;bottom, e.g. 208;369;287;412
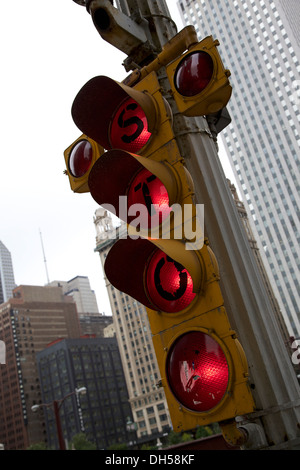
0;241;16;304
36;336;135;450
103;322;116;338
227;179;291;347
79;312;113;338
93;208;172;440
176;0;300;336
48;275;113;337
0;285;81;450
48;275;99;314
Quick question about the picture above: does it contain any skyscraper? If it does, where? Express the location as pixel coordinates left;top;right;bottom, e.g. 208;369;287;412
36;336;134;450
0;285;81;449
48;276;100;314
0;241;16;304
176;0;300;336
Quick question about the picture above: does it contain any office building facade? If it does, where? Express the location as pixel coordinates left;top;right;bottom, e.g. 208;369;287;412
176;0;300;336
48;275;99;314
228;178;290;346
79;312;113;338
36;336;134;450
49;276;114;337
0;285;81;449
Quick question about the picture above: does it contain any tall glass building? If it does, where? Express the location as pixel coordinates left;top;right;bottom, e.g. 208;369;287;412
0;241;16;304
176;0;300;336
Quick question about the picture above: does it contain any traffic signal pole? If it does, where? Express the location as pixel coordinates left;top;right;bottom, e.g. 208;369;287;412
159;23;300;453
172;111;300;449
71;0;300;450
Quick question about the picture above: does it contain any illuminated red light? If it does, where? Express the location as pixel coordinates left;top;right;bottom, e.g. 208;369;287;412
174;51;214;97
68;139;93;177
110;97;151;153
145;249;196;313
127;168;171;229
167;332;229;412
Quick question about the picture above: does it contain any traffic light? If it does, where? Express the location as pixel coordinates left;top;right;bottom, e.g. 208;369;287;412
71;72;174;158
69;52;254;432
104;236;255;430
64;134;103;193
166;35;232;117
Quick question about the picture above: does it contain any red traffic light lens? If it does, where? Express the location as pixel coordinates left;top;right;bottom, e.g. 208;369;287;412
174;51;214;97
127;168;171;230
167;332;229;412
145;249;196;313
110;97;151;153
69;139;93;177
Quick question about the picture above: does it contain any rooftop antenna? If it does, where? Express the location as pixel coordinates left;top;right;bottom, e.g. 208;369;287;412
39;229;50;284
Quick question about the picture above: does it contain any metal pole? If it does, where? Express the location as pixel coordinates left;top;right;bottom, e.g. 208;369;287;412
173;115;300;449
53;401;66;450
134;0;300;449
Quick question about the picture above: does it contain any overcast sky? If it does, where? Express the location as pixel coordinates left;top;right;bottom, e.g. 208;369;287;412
0;1;234;315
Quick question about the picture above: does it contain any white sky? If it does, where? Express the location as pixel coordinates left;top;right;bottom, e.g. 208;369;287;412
0;1;235;315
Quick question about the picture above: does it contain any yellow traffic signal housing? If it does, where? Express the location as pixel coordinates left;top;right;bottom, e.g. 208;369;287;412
155;318;255;431
166;35;232;117
104;235;255;431
64;134;103;193
104;237;216;323
71;71;174;159
68;65;255;434
87;143;199;242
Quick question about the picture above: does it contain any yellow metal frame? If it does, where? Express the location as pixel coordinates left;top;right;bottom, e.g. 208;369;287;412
166;35;232;116
65;53;255;432
152;316;255;431
64;134;104;193
127;71;175;158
